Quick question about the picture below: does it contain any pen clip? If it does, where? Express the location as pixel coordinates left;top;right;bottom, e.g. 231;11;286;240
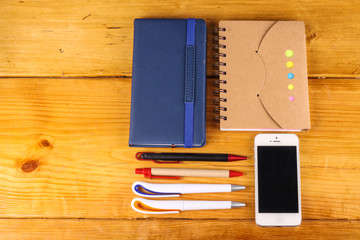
132;183;180;198
135;168;181;180
135;152;182;164
131;198;180;214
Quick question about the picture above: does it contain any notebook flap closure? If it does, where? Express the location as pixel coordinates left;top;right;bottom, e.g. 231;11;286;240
257;21;310;130
219;21;279;130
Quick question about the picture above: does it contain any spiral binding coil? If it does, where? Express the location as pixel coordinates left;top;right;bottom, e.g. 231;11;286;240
212;28;227;122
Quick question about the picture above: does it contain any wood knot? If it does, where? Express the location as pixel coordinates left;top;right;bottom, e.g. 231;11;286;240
21;160;39;173
39;139;53;149
306;32;317;42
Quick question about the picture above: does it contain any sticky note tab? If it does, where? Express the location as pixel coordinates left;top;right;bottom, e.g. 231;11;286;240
288;84;294;90
285;49;294;57
287;73;294;79
286;61;294;68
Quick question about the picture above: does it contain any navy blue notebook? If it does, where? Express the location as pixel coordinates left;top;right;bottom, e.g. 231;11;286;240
129;19;207;148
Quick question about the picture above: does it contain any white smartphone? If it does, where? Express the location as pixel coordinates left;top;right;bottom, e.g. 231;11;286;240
254;134;301;227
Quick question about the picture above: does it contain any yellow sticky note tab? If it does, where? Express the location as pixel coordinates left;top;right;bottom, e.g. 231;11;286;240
286;61;294;68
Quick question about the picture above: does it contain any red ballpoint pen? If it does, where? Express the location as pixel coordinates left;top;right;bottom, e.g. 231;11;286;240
135;168;243;179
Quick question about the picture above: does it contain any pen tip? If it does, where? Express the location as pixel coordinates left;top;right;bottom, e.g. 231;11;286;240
228;154;247;161
231;202;246;208
231;185;246;191
229;170;243;177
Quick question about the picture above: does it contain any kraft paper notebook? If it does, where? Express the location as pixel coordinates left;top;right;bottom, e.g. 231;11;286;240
214;21;310;131
129;19;207;148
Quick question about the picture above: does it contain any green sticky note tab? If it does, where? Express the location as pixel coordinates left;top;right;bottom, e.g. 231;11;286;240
285;49;294;57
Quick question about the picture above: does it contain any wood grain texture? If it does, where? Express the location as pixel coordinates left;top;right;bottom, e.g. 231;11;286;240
0;219;358;240
0;0;359;77
0;78;359;221
2;0;360;238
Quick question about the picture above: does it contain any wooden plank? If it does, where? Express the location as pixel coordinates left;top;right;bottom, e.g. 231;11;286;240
0;78;359;219
0;219;359;240
0;0;359;77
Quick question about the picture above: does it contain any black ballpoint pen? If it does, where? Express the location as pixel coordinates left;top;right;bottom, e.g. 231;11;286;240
135;152;247;163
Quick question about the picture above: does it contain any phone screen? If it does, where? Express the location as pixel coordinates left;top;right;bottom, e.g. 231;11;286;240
257;146;299;213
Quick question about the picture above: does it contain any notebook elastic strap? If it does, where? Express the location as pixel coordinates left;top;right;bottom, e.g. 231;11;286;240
184;18;196;148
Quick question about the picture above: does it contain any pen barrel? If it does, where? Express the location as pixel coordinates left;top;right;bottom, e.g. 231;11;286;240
139;199;232;211
183;200;232;211
152;168;230;178
182;184;232;194
138;182;232;194
143;153;228;161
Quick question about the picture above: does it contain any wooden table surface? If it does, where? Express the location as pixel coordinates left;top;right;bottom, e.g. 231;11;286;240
1;0;360;239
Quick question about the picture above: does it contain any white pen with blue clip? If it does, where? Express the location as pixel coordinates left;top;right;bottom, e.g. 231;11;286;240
132;181;246;198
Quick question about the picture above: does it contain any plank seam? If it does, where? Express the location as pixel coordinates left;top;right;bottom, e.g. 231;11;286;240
0;76;358;80
0;218;357;221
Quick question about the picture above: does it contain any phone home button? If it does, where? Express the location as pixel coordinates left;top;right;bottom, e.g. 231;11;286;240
274;216;284;223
